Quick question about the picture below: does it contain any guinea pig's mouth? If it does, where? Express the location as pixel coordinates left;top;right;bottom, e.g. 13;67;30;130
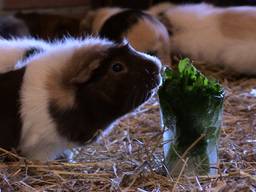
149;73;162;90
139;86;158;105
133;81;160;106
123;73;161;112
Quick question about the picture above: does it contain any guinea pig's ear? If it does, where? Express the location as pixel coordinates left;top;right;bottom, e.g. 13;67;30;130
66;47;108;84
70;59;100;84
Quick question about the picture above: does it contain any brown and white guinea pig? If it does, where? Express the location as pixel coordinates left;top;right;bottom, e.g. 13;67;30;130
80;7;171;66
0;37;162;161
0;15;30;39
149;3;256;75
15;12;81;40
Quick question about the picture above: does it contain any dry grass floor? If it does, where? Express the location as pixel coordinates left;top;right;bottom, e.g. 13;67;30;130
0;64;255;191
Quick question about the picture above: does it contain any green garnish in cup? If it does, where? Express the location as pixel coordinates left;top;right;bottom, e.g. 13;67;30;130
158;58;224;176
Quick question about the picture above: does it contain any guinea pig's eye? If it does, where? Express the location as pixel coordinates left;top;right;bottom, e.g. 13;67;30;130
112;62;125;73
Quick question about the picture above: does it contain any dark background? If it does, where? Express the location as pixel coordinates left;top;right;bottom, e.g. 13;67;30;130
3;0;256;11
90;0;256;9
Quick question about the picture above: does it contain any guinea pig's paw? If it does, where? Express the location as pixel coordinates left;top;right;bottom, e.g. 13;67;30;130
55;149;77;162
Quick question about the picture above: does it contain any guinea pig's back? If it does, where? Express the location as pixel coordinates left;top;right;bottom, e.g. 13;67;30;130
162;4;256;74
217;7;256;41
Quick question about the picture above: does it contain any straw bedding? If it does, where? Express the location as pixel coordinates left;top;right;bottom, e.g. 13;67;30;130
0;63;255;191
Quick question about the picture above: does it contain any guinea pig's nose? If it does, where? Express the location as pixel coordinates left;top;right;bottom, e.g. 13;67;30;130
151;59;163;75
155;59;162;74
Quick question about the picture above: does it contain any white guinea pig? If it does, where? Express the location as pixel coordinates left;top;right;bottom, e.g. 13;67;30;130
0;37;162;161
149;3;256;75
80;7;171;66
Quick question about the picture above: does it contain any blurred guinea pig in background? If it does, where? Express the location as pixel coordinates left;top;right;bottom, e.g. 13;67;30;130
149;2;256;75
80;7;171;66
15;12;81;40
0;37;162;161
0;15;30;39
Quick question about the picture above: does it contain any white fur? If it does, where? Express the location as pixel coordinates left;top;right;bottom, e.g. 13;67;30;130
0;38;50;73
150;3;256;74
18;37;114;160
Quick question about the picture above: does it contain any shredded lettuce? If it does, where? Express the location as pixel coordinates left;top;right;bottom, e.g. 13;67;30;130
163;58;223;96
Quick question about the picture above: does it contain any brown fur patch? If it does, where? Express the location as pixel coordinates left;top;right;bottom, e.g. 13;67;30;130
46;45;110;109
46;74;76;110
219;11;256;40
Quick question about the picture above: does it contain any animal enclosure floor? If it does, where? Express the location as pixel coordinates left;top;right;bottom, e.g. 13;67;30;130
0;64;255;191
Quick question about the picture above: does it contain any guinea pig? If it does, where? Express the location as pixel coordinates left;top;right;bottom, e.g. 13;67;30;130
149;3;256;75
15;12;81;40
80;7;171;66
0;37;162;161
0;15;30;39
0;38;50;73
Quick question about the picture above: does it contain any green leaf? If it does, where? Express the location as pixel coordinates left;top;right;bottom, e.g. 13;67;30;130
178;58;189;74
162;58;224;97
164;68;173;79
